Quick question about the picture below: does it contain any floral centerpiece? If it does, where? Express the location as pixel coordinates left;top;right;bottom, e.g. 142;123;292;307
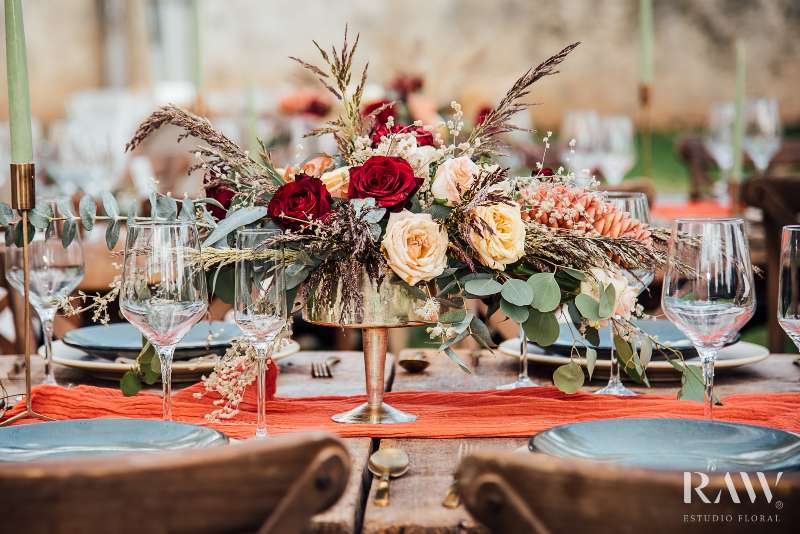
0;29;703;419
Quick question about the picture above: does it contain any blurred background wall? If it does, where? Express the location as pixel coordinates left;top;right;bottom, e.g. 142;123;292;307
0;0;798;129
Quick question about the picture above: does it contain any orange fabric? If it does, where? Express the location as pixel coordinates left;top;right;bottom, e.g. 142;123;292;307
3;384;799;440
651;200;734;222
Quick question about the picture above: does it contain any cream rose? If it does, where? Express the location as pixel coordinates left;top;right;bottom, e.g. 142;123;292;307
580;267;638;324
320;167;350;199
381;211;448;285
431;156;480;206
468;203;525;270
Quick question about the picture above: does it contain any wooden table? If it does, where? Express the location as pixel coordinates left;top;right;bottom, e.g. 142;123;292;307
2;349;798;533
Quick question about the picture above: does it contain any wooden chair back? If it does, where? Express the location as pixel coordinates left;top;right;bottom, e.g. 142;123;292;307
0;431;351;534
459;450;799;534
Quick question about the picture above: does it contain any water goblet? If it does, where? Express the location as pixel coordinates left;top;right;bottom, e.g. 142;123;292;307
120;221;208;420
234;228;287;439
4;200;85;385
598;115;635;185
497;325;538;390
778;225;800;349
662;218;755;419
743;97;781;175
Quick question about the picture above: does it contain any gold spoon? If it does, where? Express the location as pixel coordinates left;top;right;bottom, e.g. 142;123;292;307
369;448;410;507
398;351;430;374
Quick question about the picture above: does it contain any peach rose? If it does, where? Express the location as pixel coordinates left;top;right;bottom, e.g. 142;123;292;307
302;156;333;178
580;267;638;324
320;167;350;199
381;211;448;285
468;203;525;270
431;156;480;206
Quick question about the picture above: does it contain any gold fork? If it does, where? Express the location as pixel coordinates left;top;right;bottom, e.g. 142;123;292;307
442;441;474;508
311;357;341;378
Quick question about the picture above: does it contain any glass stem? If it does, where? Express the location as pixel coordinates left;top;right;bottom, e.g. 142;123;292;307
40;313;56;384
518;328;529;382
254;341;274;439
698;348;717;420
157;345;176;421
607;323;620;386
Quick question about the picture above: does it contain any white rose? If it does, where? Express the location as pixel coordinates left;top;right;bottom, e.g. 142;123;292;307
381;211;449;285
468;203;525;270
580;267;638;323
431;156;480;206
320;167;350;199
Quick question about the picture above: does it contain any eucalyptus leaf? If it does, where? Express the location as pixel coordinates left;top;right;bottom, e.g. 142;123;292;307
28;206;51;230
62;219;77;248
499;299;529;323
574;294;600;321
156;195;178;220
202;206;268;246
200;197;226;210
501;278;533;307
528;272;561;312
120;371;142;396
464;278;502;296
14;219;34;246
439;309;467;324
0;202;13;226
639;337;653;369
469;315;496;349
361;207;386;224
105;220;121;249
613;335;635;370
599;283;616;319
56;198;75;218
79;194;96;231
5;223;14;246
180;198;195;221
562;267;586;281
585;347;597;379
429;204;452;221
584;326;600;347
443;346;472;374
677;364;705;402
523;309;560;347
369;223;382;241
101;191;119;218
553;362;584;394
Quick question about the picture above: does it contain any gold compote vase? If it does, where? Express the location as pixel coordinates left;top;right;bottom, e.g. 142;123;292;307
302;269;427;424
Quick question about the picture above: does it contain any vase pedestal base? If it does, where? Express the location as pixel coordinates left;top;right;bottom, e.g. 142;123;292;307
332;401;416;424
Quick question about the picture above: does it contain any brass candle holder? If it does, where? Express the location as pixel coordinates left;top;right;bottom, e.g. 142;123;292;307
0;162;53;426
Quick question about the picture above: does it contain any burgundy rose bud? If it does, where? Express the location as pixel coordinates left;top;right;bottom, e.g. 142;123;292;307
267;174;333;230
475;105;493;126
348;156;422;211
304;97;331;117
388;74;424;100
204;176;236;220
538;167;554;176
361;98;395;126
371;124;435;148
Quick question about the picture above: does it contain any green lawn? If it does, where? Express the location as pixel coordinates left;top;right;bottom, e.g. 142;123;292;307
628;132;690;193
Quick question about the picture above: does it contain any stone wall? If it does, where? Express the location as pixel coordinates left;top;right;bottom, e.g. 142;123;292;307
0;0;798;129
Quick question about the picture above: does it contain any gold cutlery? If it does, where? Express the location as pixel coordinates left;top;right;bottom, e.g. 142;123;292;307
369;448;410;507
311;356;341;378
442;441;474;508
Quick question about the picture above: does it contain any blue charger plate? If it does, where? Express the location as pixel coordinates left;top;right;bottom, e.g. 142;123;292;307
0;419;228;462
529;418;800;472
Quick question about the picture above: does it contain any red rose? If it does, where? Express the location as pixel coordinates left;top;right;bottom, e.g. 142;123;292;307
371;124;435;147
475;105;493;126
267;174;333;230
348;156;422;211
362;99;395;126
388;74;424;100
204;177;236;220
538;167;554;176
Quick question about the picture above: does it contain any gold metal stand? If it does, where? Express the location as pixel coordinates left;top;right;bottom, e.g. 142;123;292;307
638;83;653;178
0;162;53;426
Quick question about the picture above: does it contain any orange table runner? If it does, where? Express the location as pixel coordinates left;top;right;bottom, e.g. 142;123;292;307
651;200;734;222
3;383;799;440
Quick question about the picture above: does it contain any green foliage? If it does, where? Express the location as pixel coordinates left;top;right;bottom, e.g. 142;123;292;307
523;309;559;346
527;272;560;312
500;278;533;307
202;206;268;246
584;347;597;379
499;299;529;323
79;194;96;231
464;278;502;296
553;361;584;393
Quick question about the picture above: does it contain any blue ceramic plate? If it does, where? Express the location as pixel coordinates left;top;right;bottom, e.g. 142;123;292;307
540;319;739;359
530;418;800;472
0;419;228;462
62;321;241;360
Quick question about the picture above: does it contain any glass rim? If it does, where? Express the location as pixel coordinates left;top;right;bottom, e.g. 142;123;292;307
236;228;282;235
783;225;800;231
128;219;198;228
673;217;744;224
604;191;647;199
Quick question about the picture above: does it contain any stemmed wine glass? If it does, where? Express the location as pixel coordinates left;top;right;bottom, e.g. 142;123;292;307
598;115;636;185
662;218;755;419
743;97;782;175
234;229;287;438
120;221;208;420
497;325;538;390
704;102;735;201
778;225;800;349
561;110;601;185
4;200;85;385
594;192;653;396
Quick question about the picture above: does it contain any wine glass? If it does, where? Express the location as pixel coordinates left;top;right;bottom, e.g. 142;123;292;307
561;110;601;184
120;221;208;420
497;325;538;390
598;115;636;185
4;200;85;385
234;228;287;439
662;218;755;419
743;97;781;175
704;102;735;201
595;192;653;396
778;225;800;349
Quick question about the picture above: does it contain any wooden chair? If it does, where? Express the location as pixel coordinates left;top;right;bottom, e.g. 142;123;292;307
742;175;800;352
0;431;351;534
459;450;799;534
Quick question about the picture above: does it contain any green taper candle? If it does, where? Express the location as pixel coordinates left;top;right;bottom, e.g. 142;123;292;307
4;0;34;163
191;0;203;93
639;0;654;84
